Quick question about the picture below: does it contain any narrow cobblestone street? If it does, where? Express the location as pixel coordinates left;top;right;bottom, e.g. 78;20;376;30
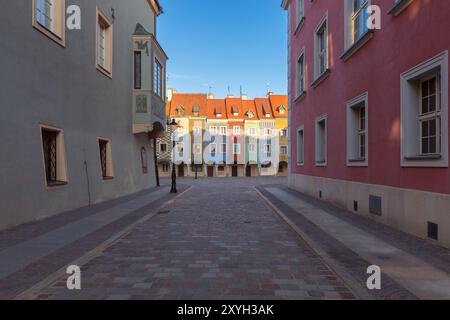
28;178;355;300
2;177;450;300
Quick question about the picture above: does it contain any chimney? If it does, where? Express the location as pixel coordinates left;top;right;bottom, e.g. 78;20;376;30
167;88;176;102
207;93;215;99
241;93;248;100
227;94;235;98
266;91;274;97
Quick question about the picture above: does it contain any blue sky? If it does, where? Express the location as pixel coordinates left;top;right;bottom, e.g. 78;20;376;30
158;0;287;99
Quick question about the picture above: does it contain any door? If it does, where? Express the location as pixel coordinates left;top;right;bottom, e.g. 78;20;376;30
232;165;238;177
246;166;251;177
178;165;184;177
207;166;214;177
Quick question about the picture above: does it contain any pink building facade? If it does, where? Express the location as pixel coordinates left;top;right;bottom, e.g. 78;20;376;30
282;0;450;248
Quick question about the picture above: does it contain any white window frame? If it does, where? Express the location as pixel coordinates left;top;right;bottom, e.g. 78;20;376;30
210;126;218;135
280;145;288;156
400;51;448;167
315;115;327;166
346;92;369;167
264;144;272;157
194;143;202;155
176;142;184;155
220;126;227;135
210;143;217;155
296;48;306;98
233;126;241;135
221;143;227;154
248;143;256;153
314;13;329;81
233;143;241;155
295;0;305;28
193;126;202;135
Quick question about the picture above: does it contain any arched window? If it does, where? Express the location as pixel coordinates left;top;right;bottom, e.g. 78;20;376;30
141;147;148;174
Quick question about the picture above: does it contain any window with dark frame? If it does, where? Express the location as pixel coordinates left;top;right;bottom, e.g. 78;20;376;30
160;143;167;153
99;139;111;179
154;59;163;97
42;128;58;185
134;51;142;89
141;147;148;174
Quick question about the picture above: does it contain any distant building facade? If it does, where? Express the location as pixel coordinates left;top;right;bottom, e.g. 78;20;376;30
159;91;289;177
282;0;450;248
0;0;167;230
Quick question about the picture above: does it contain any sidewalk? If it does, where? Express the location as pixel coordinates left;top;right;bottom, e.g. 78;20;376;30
0;183;188;299
257;184;450;300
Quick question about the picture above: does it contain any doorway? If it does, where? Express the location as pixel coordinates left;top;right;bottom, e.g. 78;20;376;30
178;164;184;177
246;166;251;177
232;165;238;177
207;166;214;177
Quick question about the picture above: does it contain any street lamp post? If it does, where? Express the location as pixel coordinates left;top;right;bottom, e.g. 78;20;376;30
168;118;178;193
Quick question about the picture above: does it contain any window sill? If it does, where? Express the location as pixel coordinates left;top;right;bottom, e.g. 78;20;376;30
294;91;307;103
294;16;306;36
404;155;442;161
297;162;304;167
315;161;327;167
33;22;66;48
96;65;113;79
103;176;114;181
388;0;414;16
47;181;68;188
349;158;366;163
340;30;374;62
311;69;330;88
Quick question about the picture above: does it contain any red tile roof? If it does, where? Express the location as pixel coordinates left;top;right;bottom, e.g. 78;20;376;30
225;98;244;120
254;98;274;119
242;100;259;120
167;93;287;120
169;93;208;117
269;95;288;118
206;99;227;120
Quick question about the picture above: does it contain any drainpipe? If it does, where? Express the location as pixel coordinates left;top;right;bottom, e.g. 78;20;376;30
150;132;160;187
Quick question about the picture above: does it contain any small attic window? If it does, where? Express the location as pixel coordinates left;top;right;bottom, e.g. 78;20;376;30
176;105;185;116
247;111;254;119
232;106;239;116
278;105;286;114
192;105;200;115
215;109;222;117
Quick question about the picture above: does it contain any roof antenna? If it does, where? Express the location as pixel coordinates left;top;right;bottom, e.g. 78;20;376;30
266;82;271;94
227;85;231;95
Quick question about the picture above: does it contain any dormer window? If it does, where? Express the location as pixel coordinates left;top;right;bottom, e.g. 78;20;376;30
215;109;222;118
176;105;185;116
192;105;200;116
278;106;286;114
232;106;239;116
247;111;254;119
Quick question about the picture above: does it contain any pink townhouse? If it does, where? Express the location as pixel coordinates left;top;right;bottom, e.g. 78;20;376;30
282;0;450;248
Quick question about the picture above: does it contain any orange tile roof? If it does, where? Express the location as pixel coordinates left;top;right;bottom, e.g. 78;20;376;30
167;93;287;121
269;95;288;118
255;98;274;119
242;100;259;120
169;93;208;117
206;99;227;120
225;98;244;120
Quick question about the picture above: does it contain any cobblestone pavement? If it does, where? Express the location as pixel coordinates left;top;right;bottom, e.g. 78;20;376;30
31;178;356;300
